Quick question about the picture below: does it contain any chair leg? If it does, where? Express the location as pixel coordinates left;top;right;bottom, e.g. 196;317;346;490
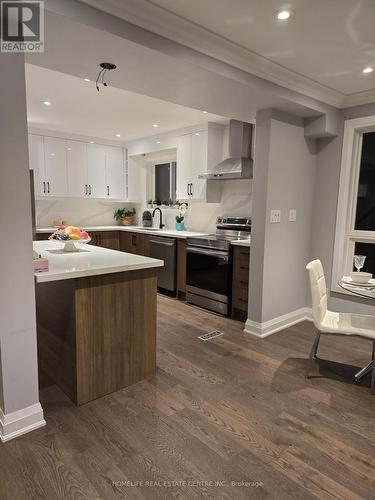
306;330;321;379
371;341;375;394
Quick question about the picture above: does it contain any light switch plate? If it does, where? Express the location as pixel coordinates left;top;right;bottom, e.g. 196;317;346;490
270;209;281;223
289;209;297;222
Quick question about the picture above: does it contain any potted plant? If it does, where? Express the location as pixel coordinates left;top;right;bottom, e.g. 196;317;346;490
175;203;187;231
142;210;153;228
114;208;136;226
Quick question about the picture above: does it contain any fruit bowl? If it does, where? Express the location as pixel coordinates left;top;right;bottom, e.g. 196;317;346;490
49;226;91;252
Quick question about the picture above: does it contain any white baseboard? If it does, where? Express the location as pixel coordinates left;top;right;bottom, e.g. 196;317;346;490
0;403;46;443
244;307;312;338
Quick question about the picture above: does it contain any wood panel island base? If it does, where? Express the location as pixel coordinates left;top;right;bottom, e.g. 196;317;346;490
33;241;163;405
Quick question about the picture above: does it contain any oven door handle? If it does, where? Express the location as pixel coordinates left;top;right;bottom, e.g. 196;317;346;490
187;246;229;260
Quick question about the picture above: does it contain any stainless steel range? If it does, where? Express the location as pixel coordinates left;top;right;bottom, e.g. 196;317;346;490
186;216;251;315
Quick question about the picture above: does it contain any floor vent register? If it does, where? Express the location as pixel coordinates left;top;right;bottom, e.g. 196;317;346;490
198;330;224;341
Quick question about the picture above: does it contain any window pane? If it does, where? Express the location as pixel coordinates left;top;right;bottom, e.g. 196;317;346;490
355;132;375;230
354;242;375;275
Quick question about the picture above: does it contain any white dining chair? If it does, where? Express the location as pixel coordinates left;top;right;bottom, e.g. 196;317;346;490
306;259;375;393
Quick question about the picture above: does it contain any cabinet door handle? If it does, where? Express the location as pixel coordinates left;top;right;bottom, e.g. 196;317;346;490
187;183;189;196
85;184;88;195
190;183;193;196
47;181;50;194
107;185;110;196
89;184;92;195
43;181;46;194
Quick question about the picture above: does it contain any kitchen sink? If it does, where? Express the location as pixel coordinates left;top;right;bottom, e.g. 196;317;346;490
138;227;162;231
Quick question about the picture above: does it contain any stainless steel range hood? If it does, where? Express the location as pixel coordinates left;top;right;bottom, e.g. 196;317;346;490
199;120;253;180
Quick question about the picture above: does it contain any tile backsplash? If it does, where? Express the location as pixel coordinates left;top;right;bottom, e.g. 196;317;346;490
35;199;141;227
36;179;252;232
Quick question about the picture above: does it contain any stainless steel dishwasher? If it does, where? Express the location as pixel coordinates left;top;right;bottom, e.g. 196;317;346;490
149;236;176;294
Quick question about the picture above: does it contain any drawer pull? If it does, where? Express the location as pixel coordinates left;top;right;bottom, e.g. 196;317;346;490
239;280;248;285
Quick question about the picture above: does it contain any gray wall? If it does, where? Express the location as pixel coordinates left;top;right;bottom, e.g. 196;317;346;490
248;110;271;323
311;104;375;315
0;53;40;415
249;110;316;323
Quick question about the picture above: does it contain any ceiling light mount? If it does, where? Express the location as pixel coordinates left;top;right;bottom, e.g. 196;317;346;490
363;66;373;74
96;62;117;92
274;8;295;21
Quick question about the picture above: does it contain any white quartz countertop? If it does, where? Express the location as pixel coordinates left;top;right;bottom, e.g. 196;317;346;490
33;240;164;283
36;226;250;246
36;226;210;239
230;238;251;247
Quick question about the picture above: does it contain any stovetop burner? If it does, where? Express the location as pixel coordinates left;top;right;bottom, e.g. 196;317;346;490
187;216;251;251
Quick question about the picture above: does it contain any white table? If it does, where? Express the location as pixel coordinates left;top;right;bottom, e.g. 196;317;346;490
339;277;375;300
339;277;375;382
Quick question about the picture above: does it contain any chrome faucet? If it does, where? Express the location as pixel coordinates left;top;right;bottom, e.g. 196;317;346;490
152;207;165;229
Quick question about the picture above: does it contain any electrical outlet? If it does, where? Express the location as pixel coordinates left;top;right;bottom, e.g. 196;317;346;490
289;209;297;222
270;209;281;223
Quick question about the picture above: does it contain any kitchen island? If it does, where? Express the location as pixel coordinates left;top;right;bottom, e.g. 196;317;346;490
34;240;163;405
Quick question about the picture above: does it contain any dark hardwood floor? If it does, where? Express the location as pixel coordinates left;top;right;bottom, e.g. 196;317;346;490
1;295;375;499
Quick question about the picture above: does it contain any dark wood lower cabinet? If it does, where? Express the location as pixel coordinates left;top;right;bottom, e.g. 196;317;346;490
36;269;157;405
231;246;250;321
120;231;150;256
36;232;50;241
36;230;120;250
90;231;120;250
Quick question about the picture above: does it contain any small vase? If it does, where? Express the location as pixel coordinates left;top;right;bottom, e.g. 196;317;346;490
142;219;152;228
175;222;185;231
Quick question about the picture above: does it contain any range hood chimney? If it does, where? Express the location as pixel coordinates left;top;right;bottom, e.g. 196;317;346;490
199;120;253;180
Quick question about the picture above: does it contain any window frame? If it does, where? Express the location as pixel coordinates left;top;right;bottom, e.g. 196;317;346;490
331;115;375;294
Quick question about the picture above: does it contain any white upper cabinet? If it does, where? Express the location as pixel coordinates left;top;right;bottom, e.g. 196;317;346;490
28;134;45;197
176;124;223;203
43;137;68;197
176;134;192;201
66;140;87;198
87;144;106;198
190;130;208;201
105;146;124;200
28;134;129;201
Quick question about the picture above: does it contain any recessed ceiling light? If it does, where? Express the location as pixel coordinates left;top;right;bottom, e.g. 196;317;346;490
90;141;94;144
202;110;208;114
274;9;295;20
363;66;373;74
67;147;72;151
152;123;159;128
156;140;161;144
195;133;200;136
84;78;90;82
115;133;121;137
43;100;52;106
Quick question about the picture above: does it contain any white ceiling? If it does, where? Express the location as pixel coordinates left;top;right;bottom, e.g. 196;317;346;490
146;0;375;96
25;64;225;142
